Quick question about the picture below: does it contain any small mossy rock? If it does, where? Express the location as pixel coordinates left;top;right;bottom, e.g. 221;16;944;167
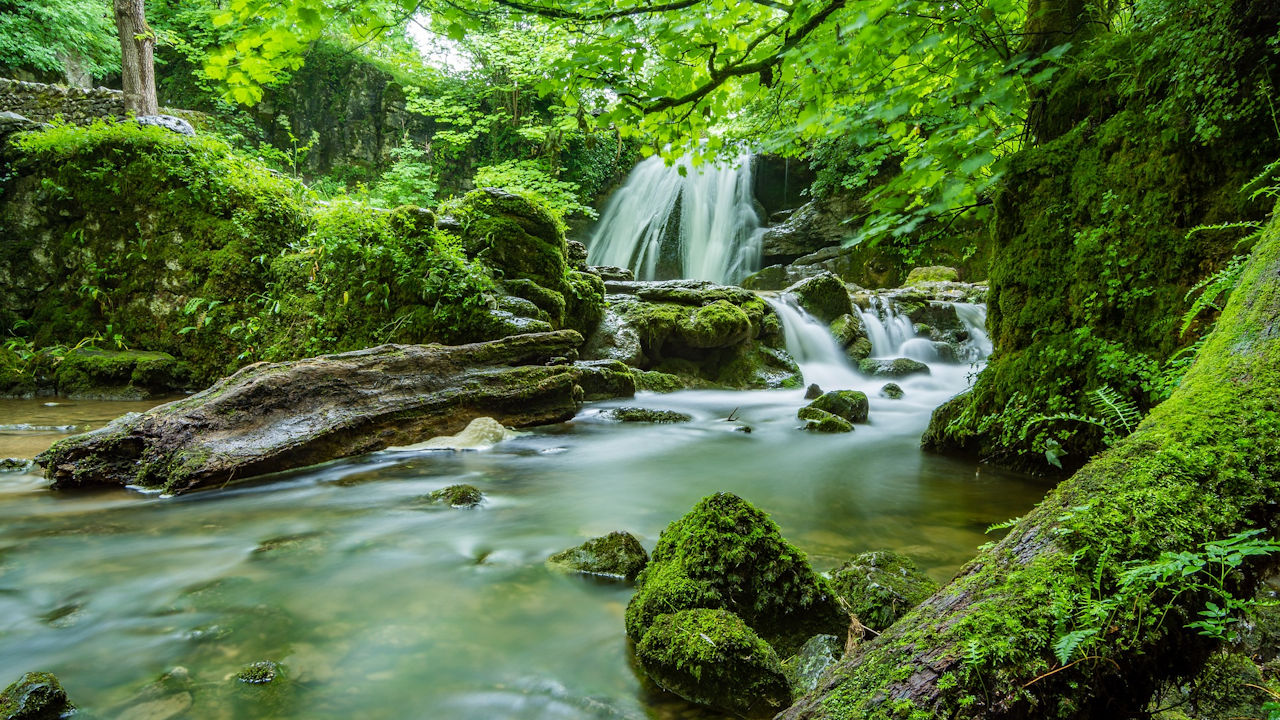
805;390;869;424
0;671;72;720
858;357;930;379
785;272;853;324
680;300;752;349
571;360;637;402
236;661;281;685
845;337;873;362
905;302;965;339
547;531;649;581
590;265;633;281
0;458;33;473
879;383;904;400
829;313;868;350
904;266;960;285
426;484;484;508
828;550;938;631
53;348;189;400
797;407;854;433
607;407;692;423
631;369;685;393
804;383;823;400
635;608;791;718
626;492;848;656
781;634;843;696
566;239;589;271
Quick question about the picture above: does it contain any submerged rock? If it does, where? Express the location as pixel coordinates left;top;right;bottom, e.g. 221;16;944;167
784;272;853;324
858;357;930;379
781;634;843;696
426;484;484;508
546;531;649;581
0;671;73;719
109;667;192;720
879;383;904;399
635;608;791;718
803;390;869;424
38;331;598;495
0;458;32;473
386;417;521;451
236;661;282;685
626;493;847;657
606;407;692;424
828;550;938;631
797;407;853;433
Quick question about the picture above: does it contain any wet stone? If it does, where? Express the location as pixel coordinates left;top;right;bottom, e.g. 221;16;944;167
606;407;692;424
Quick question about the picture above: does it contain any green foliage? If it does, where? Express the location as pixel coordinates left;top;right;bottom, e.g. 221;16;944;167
0;0;119;78
372;136;438;208
472;160;595;222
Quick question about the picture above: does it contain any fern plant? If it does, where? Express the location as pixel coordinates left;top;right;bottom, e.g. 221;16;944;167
1180;251;1250;336
1089;386;1142;436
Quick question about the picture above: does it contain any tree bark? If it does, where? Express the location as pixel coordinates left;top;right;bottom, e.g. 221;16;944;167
114;0;158;115
780;204;1280;718
37;331;635;495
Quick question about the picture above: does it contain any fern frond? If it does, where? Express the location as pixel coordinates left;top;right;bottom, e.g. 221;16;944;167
1090;386;1141;435
1052;628;1097;665
1181;254;1249;336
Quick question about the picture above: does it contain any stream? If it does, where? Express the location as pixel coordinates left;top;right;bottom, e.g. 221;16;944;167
0;296;1049;719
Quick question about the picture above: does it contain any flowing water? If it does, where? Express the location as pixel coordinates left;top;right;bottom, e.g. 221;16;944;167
0;301;1048;719
584;154;765;284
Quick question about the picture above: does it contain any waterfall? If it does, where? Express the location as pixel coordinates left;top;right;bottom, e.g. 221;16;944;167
585;153;765;284
766;296;862;390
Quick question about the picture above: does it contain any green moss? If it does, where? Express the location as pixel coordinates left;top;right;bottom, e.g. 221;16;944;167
682;300;752;348
546;531;649;582
798;407;855;433
626;492;847;657
786;272;854;324
904;266;960;285
53;348;190;399
805;390;869;424
607;407;692;423
858;357;930;378
631;369;685;393
880;383;904;399
828;551;939;631
425;484;484;508
635;608;792;717
0;671;72;719
236;661;282;685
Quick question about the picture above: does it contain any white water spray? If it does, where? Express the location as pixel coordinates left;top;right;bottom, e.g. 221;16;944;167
585;154;765;284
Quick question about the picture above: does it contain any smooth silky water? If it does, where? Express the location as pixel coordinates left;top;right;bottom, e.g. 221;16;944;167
0;302;1049;719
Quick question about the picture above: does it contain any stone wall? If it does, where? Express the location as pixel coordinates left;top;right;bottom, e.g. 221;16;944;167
0;78;206;127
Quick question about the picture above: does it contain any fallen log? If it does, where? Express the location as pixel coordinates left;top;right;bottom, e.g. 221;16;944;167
37;330;633;494
780;208;1280;718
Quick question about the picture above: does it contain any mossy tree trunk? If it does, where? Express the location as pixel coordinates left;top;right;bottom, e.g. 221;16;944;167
782;205;1280;717
114;0;158;116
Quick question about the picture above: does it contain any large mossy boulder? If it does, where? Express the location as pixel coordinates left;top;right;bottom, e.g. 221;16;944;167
626;493;847;657
585;281;801;390
904;266;960;285
858;357;930;379
52;348;191;399
784;272;853;324
0;671;73;719
449;188;604;337
547;531;649;581
828;550;938;631
635;608;791;718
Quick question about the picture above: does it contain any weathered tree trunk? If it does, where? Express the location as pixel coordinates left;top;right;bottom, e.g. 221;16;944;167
37;331;634;495
781;206;1280;717
114;0;158;115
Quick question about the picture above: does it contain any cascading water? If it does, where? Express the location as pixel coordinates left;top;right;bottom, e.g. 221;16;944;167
585;153;765;284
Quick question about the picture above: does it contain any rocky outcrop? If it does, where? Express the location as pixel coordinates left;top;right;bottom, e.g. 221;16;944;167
0;671;73;719
37;331;632;494
582;280;801;390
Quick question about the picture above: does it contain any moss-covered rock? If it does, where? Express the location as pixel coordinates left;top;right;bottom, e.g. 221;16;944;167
607;407;692;423
426;484;484;508
858;357;930;379
635;608;791;718
829;313;872;362
879;383;904;399
785;272;853;324
630;369;685;393
797;407;854;433
904;266;960;285
804;390;869;424
52;348;191;399
625;492;847;657
828;550;938;631
546;531;649;581
0;671;72;720
236;661;281;685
